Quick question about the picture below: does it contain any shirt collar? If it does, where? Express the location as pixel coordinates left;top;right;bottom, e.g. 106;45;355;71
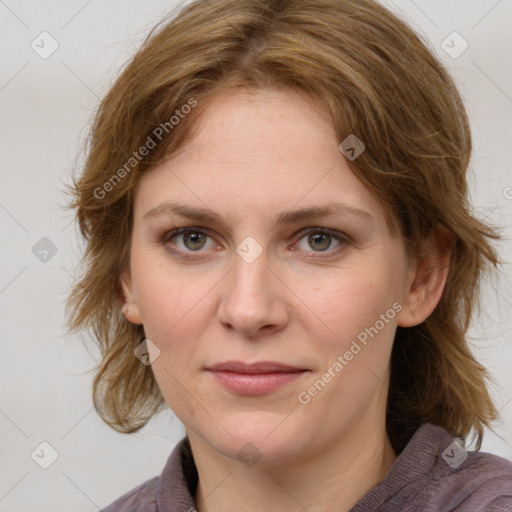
156;423;449;511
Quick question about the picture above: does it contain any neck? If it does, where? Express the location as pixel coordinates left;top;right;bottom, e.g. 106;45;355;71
189;414;396;512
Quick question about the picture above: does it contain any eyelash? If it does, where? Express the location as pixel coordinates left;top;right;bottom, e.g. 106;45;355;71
160;226;352;259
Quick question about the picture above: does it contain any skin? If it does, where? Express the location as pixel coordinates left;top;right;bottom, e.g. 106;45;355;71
121;88;452;512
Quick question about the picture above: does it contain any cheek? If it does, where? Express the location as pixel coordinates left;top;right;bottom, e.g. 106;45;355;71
130;247;216;346
293;265;401;411
137;273;214;343
298;266;399;346
134;268;216;419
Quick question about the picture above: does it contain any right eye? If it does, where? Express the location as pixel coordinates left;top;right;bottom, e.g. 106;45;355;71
161;227;219;253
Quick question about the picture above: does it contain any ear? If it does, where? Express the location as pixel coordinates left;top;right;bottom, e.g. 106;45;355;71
397;225;454;328
120;269;143;325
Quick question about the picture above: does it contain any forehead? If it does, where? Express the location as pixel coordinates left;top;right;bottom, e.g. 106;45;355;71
174;88;336;170
133;88;387;226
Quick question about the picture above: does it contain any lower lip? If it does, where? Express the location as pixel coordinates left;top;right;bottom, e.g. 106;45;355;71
207;370;307;395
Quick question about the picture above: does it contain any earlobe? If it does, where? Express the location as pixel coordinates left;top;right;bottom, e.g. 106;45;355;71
397;226;454;328
120;271;143;325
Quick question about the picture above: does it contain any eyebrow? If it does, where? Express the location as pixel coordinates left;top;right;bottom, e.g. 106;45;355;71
143;201;374;226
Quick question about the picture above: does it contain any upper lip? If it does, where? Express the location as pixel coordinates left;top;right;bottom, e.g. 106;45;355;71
205;361;307;374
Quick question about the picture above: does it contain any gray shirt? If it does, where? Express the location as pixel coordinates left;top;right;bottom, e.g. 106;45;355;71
101;423;512;511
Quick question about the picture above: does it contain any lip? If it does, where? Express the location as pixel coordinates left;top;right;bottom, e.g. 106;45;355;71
205;360;309;395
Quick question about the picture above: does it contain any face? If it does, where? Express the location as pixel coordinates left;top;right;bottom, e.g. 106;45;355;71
121;88;418;465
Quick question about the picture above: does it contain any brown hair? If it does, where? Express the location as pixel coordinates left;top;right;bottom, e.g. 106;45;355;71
67;0;500;451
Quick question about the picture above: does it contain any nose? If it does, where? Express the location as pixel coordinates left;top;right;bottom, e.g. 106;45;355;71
217;250;290;338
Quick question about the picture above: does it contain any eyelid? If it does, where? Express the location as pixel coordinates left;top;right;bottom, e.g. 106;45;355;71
161;226;219;249
293;226;352;244
160;226;211;244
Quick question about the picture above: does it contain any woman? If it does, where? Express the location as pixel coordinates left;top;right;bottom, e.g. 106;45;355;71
67;0;512;510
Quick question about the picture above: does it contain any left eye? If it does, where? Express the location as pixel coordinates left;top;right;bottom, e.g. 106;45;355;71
295;229;344;252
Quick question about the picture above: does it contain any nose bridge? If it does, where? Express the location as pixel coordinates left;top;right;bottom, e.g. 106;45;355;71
217;244;288;336
228;249;272;312
232;249;268;296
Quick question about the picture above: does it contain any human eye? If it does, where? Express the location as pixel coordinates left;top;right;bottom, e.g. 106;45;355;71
292;227;351;257
161;227;220;255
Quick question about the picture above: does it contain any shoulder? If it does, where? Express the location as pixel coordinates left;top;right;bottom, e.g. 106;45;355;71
412;424;512;511
436;447;512;510
98;438;196;512
100;477;159;512
354;423;512;511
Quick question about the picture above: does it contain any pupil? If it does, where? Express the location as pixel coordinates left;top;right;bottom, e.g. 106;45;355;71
184;232;205;250
309;233;331;251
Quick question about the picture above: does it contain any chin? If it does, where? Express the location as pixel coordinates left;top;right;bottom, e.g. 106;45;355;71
196;410;315;467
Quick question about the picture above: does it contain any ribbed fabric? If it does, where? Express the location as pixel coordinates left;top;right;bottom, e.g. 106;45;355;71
101;423;512;511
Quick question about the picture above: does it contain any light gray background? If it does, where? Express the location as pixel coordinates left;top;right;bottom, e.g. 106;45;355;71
1;1;511;510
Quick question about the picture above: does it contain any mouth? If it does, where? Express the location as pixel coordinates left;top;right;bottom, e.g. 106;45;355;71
204;360;309;395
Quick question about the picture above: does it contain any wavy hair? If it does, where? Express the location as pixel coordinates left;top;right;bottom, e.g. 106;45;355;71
67;0;500;452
